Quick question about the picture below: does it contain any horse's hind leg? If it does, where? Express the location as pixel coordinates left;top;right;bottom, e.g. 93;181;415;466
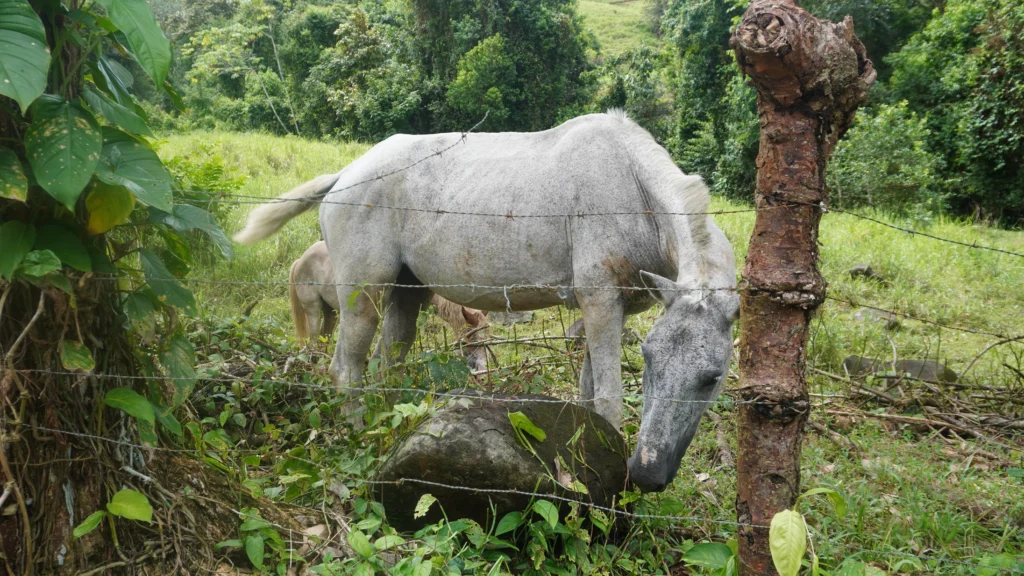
320;300;337;340
373;285;432;369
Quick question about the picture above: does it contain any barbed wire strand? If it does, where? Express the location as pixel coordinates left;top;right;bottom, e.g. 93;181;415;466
11;368;779;408
826;207;1024;260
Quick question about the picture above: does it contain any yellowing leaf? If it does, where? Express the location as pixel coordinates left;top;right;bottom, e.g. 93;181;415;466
414;493;436;519
86;182;135;234
769;509;807;576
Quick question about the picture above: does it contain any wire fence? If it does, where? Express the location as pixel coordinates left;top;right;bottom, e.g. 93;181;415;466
8;120;1024;574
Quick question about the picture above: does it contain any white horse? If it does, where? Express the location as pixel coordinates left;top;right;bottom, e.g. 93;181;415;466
236;111;738;492
289;241;490;372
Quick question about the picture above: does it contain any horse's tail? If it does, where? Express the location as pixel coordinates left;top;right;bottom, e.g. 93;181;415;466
289;259;310;341
234;173;341;244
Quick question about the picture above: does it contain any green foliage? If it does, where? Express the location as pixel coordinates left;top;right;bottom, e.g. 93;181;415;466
73;510;107;539
106;488;154;522
663;0;759;199
885;0;1024;223
168;0;594;138
590;43;673;142
446;34;518;125
828;101;943;215
0;0;50;112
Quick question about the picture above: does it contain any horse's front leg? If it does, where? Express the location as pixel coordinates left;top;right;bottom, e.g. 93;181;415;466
578;295;626;430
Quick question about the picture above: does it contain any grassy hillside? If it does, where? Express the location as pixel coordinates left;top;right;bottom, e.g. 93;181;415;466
158;130;1024;572
578;0;658;54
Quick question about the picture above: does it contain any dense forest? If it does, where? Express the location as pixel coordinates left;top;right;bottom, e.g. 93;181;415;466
145;0;1024;226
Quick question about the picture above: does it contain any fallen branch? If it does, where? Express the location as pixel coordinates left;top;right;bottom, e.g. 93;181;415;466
810;367;902;404
960;334;1024;381
826;409;1016;452
807;420;860;455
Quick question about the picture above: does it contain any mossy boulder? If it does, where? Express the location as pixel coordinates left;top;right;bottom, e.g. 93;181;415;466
374;390;628;532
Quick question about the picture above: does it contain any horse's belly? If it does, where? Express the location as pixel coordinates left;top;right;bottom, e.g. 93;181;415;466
402;215;574;311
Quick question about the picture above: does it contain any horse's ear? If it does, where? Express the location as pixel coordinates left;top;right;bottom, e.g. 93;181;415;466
640;271;686;307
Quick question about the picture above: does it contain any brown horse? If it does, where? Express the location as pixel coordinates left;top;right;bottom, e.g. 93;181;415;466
289;242;490;372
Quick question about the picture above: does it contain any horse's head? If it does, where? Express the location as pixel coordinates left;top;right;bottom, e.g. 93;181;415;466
629;271;739;493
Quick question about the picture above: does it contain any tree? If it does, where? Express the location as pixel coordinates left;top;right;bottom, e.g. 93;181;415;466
0;0;254;571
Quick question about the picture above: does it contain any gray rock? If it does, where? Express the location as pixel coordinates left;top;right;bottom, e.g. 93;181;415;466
853;308;901;330
842;355;958;383
374;390;628;532
489;311;536;325
849;264;885;282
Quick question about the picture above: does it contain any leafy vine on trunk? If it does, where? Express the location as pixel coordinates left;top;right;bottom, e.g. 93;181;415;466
0;0;249;572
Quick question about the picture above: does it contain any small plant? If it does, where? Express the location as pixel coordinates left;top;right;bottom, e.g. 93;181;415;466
769;487;848;576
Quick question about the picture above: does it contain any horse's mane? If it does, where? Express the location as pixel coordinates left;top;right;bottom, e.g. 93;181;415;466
604;109;712;281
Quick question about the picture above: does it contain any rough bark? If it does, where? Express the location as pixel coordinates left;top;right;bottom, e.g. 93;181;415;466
730;2;875;574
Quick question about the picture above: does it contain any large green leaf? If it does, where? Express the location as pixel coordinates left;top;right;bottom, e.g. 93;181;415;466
95;128;172;212
0;0;49;112
34;224;92;271
24;95;103;209
83;84;153;137
151;204;233;258
160;332;196;407
91;58;133;106
139;248;196;315
245;535;265;569
85;181;135;234
682;542;733;570
153;401;182;437
94;0;170;86
769;509;807;576
346;530;374;558
509;411;547;442
103;387;155;424
61;340;96;373
532;500;558;528
17;250;61;277
413;493;436;519
0;221;35;280
106;489;152;522
0;148;28;202
123;292;155;339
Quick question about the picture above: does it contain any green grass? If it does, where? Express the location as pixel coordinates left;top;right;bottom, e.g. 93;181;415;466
578;0;658;55
160;130;1024;573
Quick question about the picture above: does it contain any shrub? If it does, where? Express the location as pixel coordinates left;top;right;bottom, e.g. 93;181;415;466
827;102;943;215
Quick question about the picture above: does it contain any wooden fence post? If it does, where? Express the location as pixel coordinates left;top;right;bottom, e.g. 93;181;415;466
730;2;875;573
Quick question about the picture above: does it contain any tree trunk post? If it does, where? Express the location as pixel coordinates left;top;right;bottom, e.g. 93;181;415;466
730;2;875;574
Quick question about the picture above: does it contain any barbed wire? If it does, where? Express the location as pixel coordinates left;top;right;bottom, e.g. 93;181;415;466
88;274;739;294
10;368;777;407
826;207;1024;260
81;271;1022;341
207;193;767;219
824;295;1019;339
18;424;768;530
